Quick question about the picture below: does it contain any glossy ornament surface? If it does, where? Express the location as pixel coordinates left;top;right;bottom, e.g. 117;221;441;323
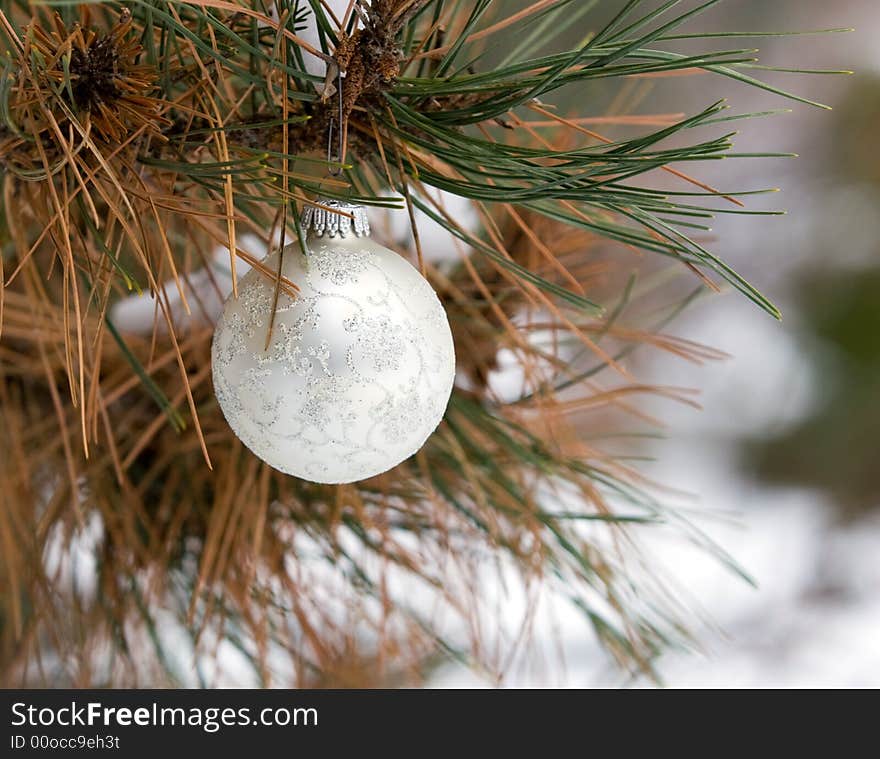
211;200;455;484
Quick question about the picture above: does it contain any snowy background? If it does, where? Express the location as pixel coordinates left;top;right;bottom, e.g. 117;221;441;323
431;0;880;688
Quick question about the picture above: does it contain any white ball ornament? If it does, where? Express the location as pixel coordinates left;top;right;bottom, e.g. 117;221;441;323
211;199;456;484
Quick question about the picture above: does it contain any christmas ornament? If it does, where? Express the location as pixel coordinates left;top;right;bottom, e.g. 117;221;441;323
211;199;456;484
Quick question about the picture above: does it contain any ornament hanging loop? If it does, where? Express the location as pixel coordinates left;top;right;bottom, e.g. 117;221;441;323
326;67;345;178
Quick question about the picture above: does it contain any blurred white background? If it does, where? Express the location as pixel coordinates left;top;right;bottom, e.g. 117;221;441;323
432;0;880;688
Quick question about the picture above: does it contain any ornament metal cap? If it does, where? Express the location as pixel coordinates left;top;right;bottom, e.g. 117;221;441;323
301;198;371;238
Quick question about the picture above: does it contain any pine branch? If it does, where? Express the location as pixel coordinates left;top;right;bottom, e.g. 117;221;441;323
0;0;845;685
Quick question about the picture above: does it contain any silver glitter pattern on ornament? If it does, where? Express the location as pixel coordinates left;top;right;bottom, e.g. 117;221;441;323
211;199;455;484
